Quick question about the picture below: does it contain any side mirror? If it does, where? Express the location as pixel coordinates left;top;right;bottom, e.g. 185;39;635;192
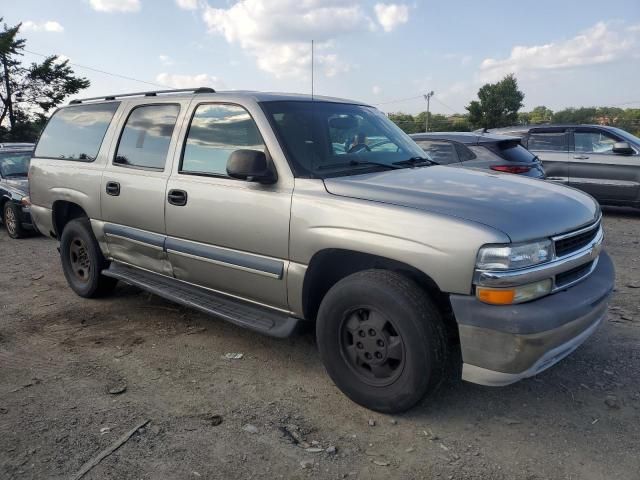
226;149;276;183
612;141;634;155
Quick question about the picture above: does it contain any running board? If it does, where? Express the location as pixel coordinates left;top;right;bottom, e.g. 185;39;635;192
103;263;304;338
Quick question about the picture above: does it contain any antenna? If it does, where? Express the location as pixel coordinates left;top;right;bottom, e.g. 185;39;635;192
311;39;314;101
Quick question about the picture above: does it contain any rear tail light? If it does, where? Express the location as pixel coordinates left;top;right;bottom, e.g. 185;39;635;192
490;165;532;174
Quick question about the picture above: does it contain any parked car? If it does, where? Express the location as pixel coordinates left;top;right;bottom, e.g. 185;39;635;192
410;132;545;178
29;88;614;413
489;124;640;208
0;143;36;238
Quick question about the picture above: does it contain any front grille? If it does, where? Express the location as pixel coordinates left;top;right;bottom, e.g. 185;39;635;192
554;223;600;257
555;261;594;289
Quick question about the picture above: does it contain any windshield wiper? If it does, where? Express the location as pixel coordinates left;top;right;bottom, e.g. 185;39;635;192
317;159;402;171
3;172;28;177
392;156;439;167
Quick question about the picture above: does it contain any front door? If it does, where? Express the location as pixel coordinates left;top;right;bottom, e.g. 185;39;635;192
569;127;640;203
164;102;292;310
101;101;185;275
526;128;569;183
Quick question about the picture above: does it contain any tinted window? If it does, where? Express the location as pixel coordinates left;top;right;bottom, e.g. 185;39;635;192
574;130;618;153
528;131;568;152
0;151;32;177
488;142;537;163
454;142;476;162
181;104;264;176
262;101;426;178
415;140;458;164
114;104;179;170
35;103;119;161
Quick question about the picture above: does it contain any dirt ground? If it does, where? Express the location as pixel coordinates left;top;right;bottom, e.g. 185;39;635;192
1;207;639;480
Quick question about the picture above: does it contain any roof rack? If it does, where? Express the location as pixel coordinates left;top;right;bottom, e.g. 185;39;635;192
68;87;215;105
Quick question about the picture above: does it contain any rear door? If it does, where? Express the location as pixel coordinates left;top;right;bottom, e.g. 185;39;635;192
569;127;640;202
101;100;187;275
526;128;570;183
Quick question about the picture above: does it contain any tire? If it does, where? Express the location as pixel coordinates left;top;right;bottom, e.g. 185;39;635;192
59;218;117;298
316;269;448;413
3;202;27;239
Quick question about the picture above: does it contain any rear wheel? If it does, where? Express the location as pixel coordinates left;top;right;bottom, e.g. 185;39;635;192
316;270;448;413
3;202;26;239
60;218;117;298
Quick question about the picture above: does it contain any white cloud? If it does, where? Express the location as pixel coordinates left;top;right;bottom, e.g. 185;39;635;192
89;0;140;13
372;85;382;95
159;55;174;66
374;3;409;32
479;21;640;82
202;0;376;78
22;20;64;32
156;73;226;90
176;0;198;9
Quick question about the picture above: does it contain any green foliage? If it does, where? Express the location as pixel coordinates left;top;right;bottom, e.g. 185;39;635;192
389;111;471;134
518;105;640;136
0;18;89;142
466;74;525;129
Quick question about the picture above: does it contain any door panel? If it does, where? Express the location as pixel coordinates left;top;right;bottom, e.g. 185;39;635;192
527;129;569;183
165;102;292;310
165;177;292;309
569;129;640;202
101;102;186;275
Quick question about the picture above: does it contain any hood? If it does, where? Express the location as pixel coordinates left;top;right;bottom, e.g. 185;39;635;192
323;166;599;243
3;177;29;196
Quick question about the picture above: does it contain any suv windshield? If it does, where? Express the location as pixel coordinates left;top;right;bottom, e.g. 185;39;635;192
261;101;429;177
0;151;32;177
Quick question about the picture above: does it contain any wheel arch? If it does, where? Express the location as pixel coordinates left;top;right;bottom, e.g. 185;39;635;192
301;249;455;327
52;200;89;238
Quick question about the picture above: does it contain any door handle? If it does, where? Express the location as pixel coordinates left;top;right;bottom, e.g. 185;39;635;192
167;189;188;206
105;181;120;196
573;155;589;160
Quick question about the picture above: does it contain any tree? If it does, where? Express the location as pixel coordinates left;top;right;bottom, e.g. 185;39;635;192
528;106;553;124
0;18;89;141
466;74;524;129
388;112;421;134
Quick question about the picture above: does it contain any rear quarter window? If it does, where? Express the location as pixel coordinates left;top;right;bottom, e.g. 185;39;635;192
35;103;120;161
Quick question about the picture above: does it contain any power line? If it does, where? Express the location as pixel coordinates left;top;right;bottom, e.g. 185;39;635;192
373;93;425;106
22;49;166;88
432;97;458;114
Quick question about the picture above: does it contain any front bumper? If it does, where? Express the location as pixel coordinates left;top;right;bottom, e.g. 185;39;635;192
450;251;615;386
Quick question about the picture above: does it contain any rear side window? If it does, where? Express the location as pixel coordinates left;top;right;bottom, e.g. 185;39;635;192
181;103;265;177
35;103;119;161
415;140;459;165
454;142;476;162
528;131;568;152
114;104;180;170
488;142;537;163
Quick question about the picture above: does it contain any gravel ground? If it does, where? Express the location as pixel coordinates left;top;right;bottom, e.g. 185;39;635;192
0;207;639;480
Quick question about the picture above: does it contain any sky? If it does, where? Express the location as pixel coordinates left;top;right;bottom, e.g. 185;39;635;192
2;0;640;115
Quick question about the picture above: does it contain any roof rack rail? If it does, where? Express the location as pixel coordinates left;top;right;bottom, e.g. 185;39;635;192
68;87;215;105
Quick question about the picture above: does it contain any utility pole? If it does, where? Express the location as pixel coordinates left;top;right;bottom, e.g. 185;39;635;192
423;91;434;132
2;54;16;128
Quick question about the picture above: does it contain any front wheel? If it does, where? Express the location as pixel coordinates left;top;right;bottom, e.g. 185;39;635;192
316;270;448;413
60;218;117;298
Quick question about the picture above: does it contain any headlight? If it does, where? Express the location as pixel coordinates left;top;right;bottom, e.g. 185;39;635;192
476;279;553;305
476;239;553;270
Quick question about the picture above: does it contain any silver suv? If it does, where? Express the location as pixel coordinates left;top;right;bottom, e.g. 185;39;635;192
29;88;614;412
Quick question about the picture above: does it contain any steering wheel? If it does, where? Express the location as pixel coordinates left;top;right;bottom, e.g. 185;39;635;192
348;143;371;154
